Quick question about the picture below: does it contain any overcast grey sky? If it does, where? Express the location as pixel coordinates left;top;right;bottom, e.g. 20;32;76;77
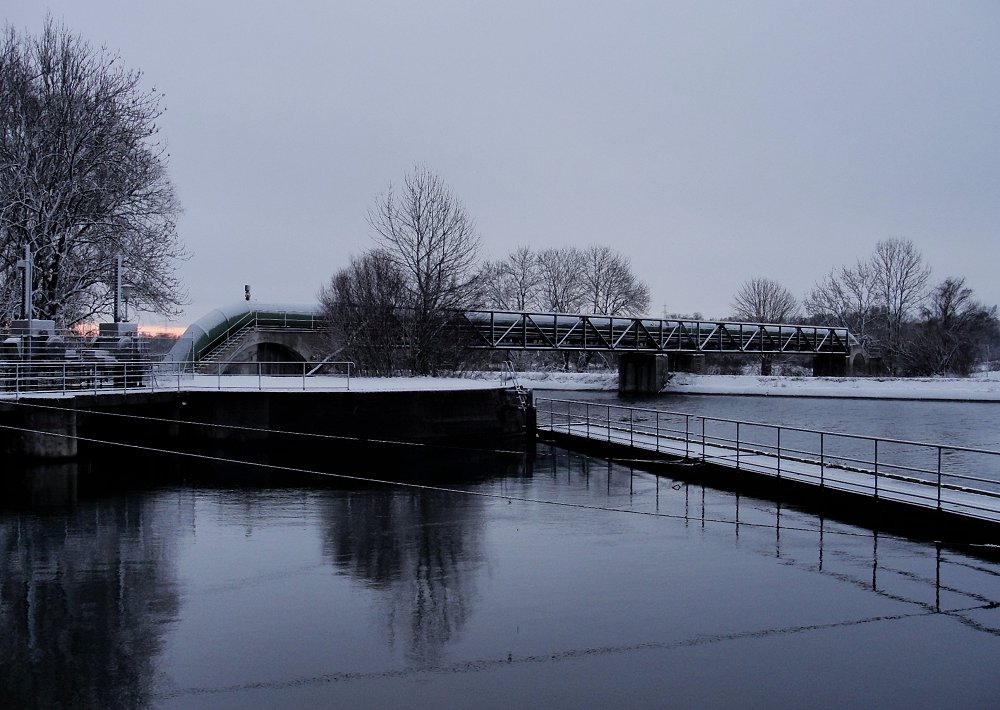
6;1;1000;325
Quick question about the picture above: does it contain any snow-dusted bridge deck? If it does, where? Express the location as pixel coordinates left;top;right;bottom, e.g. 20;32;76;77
535;398;1000;526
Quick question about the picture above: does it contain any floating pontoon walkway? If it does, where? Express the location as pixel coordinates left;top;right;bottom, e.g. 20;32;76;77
535;398;1000;534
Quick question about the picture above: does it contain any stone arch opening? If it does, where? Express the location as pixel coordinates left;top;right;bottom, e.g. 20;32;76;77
851;352;866;375
222;341;307;375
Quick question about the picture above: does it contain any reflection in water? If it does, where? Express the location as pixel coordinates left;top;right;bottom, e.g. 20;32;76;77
1;460;79;508
320;488;487;665
0;488;189;708
2;440;998;707
540;446;1000;637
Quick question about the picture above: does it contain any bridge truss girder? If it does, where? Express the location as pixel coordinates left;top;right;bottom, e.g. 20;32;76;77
460;310;858;356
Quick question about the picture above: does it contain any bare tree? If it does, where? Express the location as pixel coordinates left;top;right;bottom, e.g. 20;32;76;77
731;277;799;375
906;277;998;376
805;259;880;346
535;247;586;313
319;249;408;376
502;245;541;311
581;245;650;316
0;18;186;325
870;238;931;373
367;166;480;373
731;277;799;324
476;245;540;312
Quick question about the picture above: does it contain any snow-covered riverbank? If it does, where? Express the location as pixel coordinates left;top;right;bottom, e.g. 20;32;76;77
484;370;1000;401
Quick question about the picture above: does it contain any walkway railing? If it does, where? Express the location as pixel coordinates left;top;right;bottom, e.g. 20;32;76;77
0;360;354;397
535;397;1000;523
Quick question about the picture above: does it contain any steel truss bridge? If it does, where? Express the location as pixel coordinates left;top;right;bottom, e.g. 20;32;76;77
459;310;861;356
159;304;862;367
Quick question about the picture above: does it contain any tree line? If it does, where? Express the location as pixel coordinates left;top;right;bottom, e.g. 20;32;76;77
320;166;651;375
730;239;998;376
327;165;997;378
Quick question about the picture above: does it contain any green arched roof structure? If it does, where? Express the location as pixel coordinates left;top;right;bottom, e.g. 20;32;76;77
166;302;324;363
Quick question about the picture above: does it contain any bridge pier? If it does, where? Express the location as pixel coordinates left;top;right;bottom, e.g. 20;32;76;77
618;353;670;395
813;354;849;377
668;353;704;373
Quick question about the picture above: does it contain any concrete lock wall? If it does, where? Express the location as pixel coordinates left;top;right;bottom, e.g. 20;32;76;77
0;398;78;460
62;386;529;458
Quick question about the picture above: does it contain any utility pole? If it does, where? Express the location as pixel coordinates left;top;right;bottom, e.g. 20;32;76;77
16;244;33;360
17;244;32;322
114;253;124;323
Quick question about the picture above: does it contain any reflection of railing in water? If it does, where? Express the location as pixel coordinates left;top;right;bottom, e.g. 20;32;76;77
0;360;354;396
538;446;1000;631
535;397;1000;523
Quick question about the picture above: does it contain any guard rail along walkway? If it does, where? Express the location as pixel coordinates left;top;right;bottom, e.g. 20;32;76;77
535;397;1000;535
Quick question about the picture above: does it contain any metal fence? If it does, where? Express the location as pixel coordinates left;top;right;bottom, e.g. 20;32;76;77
0;359;354;396
535;397;1000;522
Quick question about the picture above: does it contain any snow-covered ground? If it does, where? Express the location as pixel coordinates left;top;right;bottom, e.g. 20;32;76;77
5;370;998;400
663;372;1000;401
470;369;1000;401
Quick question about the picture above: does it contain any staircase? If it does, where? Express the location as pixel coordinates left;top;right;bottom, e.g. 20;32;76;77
501;361;530;410
196;327;256;373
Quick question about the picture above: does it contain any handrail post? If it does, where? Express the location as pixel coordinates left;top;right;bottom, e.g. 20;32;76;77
736;421;740;469
62;362;66;396
685;414;689;458
302;361;307;391
607;405;611;443
15;362;20;400
820;432;825;488
258;361;262;390
217;362;222;391
123;363;128;393
630;408;634;447
586;402;590;439
701;417;706;461
776;426;781;480
874;439;879;499
937;446;942;511
655;410;660;453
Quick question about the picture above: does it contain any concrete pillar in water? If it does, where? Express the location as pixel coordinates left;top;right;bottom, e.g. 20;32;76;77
668;353;705;373
618;353;671;395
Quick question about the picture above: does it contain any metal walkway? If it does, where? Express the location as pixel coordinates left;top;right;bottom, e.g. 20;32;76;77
535;398;1000;526
461;310;860;355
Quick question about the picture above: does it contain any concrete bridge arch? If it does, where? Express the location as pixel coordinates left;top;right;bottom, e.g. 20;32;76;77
219;331;327;374
166;302;329;373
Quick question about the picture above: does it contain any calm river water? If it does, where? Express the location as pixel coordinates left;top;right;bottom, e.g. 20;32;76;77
2;394;999;708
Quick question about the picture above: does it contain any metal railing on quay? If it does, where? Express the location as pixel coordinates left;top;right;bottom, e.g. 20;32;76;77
535;397;1000;521
0;360;354;397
